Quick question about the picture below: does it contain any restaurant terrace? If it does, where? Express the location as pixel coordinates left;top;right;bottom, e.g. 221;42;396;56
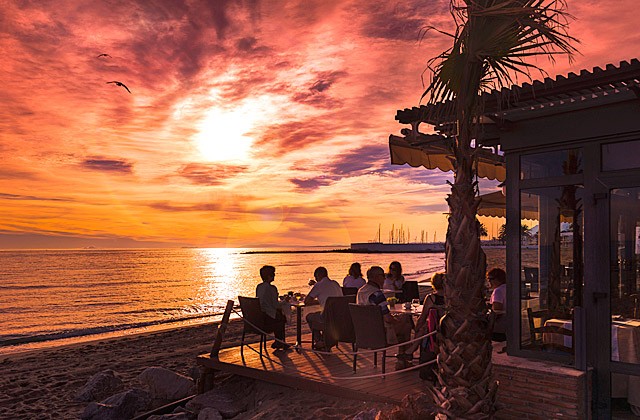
195;59;640;420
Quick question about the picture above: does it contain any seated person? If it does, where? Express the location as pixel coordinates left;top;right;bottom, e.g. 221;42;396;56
343;262;366;289
383;261;405;291
413;272;446;344
255;265;290;350
408;272;446;380
487;267;507;342
304;267;343;349
358;266;413;370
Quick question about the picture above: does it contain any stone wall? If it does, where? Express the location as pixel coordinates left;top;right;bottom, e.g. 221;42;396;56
493;348;590;419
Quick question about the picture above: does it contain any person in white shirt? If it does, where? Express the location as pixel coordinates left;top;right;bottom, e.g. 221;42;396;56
304;267;343;308
358;266;413;370
343;262;366;289
304;267;343;349
383;261;405;291
487;267;507;342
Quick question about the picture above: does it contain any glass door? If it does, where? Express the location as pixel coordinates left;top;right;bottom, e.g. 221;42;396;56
609;187;640;417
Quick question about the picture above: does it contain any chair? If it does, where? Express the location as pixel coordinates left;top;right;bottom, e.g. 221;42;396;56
348;303;388;374
310;295;356;350
523;266;539;292
323;295;356;350
540;323;574;354
401;281;419;303
238;296;267;358
341;286;359;296
630;293;639;318
526;307;549;347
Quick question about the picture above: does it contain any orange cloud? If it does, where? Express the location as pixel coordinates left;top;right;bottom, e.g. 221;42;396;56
1;0;638;248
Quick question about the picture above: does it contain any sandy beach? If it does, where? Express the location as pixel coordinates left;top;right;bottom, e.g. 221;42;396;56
0;319;392;419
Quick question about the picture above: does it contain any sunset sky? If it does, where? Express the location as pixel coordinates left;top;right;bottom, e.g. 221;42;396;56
2;0;639;249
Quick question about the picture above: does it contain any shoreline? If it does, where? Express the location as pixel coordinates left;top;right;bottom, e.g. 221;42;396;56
242;244;505;255
0;308;238;355
241;248;448;254
0;313;235;358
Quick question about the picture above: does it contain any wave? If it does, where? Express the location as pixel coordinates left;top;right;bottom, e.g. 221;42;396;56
0;310;233;348
404;264;446;281
0;284;67;290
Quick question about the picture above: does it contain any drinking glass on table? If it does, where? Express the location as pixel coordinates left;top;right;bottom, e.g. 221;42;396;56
411;298;420;312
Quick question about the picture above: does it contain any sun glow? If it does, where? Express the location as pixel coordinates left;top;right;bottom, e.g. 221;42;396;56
194;106;254;162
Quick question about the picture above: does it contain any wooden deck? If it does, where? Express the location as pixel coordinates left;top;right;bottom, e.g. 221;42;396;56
197;332;427;404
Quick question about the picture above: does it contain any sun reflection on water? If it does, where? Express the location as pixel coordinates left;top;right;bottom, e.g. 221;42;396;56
198;248;244;308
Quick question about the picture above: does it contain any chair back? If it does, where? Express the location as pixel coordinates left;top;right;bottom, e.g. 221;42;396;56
238;296;266;335
324;295;356;348
341;286;359;296
401;281;419;302
523;266;539;291
526;307;548;346
348;303;386;350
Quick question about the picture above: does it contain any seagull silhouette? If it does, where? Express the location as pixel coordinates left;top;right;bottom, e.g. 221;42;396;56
106;81;131;94
97;53;111;58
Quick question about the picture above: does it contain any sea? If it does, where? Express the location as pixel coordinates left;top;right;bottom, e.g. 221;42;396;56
0;248;445;355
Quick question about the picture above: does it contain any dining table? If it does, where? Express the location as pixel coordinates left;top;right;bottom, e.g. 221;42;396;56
389;304;423;316
282;298;306;350
382;289;403;299
543;317;640;413
543;318;573;348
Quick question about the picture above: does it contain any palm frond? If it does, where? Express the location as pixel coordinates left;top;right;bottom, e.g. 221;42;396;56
422;0;578;105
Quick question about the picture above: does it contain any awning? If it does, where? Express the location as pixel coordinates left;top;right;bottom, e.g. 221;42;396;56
477;191;539;220
389;135;506;182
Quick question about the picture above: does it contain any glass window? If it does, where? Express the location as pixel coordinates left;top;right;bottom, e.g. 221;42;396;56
520;186;584;355
609;187;640;367
520;149;582;179
602;140;640;171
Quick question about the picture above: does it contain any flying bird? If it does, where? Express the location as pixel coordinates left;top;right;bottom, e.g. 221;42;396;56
106;81;131;94
97;53;111;58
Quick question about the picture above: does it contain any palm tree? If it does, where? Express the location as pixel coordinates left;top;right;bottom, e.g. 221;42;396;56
420;1;577;417
479;222;488;238
498;223;530;243
498;223;507;244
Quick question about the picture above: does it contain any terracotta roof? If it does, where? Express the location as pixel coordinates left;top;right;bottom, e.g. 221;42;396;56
395;59;640;126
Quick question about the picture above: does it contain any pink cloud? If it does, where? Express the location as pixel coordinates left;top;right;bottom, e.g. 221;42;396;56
1;0;638;247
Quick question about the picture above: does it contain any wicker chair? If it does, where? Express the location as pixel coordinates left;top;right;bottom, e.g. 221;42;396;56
238;296;267;358
348;303;388;374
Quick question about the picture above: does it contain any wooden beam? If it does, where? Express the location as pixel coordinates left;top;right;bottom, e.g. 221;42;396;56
210;299;234;358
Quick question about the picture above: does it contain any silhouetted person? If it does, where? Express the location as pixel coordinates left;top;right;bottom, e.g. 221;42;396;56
256;265;290;350
343;262;365;288
487;267;507;342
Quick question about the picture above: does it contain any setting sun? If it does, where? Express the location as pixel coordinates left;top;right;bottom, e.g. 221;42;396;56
194;106;254;162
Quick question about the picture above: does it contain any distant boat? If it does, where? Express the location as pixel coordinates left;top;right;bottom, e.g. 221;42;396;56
350;242;445;253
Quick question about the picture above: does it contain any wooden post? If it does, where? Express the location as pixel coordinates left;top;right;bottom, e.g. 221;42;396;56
210;299;234;358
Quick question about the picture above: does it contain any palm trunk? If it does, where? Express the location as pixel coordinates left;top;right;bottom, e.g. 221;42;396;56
428;59;497;418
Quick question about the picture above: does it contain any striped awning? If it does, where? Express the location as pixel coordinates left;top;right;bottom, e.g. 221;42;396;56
389;135;506;182
477;190;541;221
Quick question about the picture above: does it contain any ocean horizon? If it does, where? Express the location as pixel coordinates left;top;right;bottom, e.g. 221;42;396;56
0;248;445;355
